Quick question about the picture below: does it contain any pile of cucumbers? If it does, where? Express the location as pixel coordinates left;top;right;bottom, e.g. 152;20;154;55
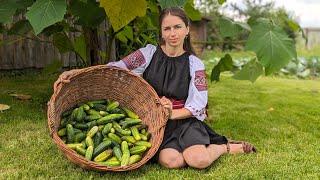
57;99;152;167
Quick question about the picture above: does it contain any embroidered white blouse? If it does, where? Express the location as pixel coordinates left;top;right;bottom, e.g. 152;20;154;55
107;44;208;121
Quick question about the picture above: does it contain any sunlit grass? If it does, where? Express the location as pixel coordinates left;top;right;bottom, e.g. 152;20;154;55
0;71;319;179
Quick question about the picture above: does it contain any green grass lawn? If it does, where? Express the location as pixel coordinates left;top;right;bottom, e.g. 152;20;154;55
0;71;319;179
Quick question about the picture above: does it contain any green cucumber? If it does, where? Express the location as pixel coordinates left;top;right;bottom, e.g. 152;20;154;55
102;123;113;136
94;149;112;162
128;154;142;165
113;146;122;161
96;114;125;125
92;140;112;158
66;124;75;143
74;132;86;143
129;145;147;155
120;118;142;129
107;133;122;144
85;146;94;160
122;107;139;119
134;141;152;148
87;126;99;138
93;132;103;147
131;126;141;141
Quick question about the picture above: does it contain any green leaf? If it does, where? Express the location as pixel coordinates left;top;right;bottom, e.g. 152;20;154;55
100;0;147;32
116;32;128;43
287;19;300;32
74;35;87;62
236;21;251;31
26;0;67;35
41;24;65;37
286;19;306;39
141;33;157;44
245;19;297;75
158;0;187;9
210;54;233;82
148;0;159;13
70;0;106;28
122;26;133;41
0;0;19;24
149;12;159;28
53;33;74;53
184;2;201;21
218;0;226;5
8;20;32;35
219;17;250;38
16;0;34;9
233;59;264;83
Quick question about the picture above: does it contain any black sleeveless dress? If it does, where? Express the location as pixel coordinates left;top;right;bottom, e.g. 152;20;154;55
142;46;228;158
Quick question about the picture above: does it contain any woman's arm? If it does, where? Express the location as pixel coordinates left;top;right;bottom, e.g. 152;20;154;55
170;108;193;120
107;44;156;75
160;96;193;120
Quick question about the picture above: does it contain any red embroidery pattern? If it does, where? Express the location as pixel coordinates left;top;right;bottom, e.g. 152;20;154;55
169;98;185;109
122;50;146;70
194;70;208;91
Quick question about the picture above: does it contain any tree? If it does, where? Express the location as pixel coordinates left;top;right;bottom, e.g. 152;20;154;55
229;0;299;41
0;0;298;83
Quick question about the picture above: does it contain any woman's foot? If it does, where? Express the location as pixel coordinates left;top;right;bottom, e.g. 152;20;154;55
227;140;257;154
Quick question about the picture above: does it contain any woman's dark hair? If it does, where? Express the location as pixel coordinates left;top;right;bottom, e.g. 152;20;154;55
159;7;195;55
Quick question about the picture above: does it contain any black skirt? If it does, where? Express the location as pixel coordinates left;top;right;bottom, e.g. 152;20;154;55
152;117;228;161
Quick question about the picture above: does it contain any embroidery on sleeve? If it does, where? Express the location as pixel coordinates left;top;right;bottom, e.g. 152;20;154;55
194;70;208;91
122;50;146;70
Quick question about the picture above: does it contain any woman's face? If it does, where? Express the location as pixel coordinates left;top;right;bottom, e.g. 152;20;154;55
161;14;189;48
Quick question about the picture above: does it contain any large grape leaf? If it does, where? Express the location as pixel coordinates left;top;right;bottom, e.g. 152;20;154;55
8;20;32;35
233;59;264;83
100;0;147;32
245;19;297;75
26;0;67;35
16;0;34;9
184;2;201;21
210;54;233;82
158;0;187;9
70;0;106;28
53;33;74;53
0;0;18;23
41;24;65;37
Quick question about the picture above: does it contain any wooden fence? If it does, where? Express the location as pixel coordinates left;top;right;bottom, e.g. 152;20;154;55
0;16;208;70
0;16;115;70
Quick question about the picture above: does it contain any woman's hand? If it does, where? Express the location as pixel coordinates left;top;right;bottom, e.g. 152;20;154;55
160;96;173;119
53;69;80;92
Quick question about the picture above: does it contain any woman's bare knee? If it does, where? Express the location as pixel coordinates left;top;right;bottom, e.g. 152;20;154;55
183;145;212;169
159;148;186;169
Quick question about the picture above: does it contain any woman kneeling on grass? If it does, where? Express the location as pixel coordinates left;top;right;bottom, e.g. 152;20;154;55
57;7;256;169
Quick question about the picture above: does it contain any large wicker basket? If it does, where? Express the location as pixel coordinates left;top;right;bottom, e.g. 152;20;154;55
47;65;168;171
